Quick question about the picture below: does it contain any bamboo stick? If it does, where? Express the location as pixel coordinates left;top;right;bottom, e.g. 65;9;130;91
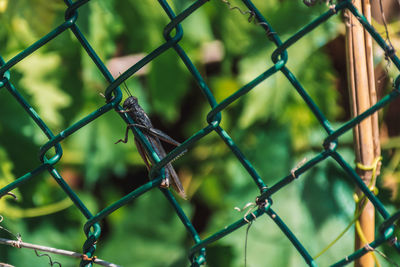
345;1;380;266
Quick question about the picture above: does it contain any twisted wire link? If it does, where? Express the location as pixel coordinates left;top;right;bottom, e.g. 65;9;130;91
0;0;400;266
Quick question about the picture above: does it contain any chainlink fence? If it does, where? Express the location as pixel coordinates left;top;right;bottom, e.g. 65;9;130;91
1;0;400;266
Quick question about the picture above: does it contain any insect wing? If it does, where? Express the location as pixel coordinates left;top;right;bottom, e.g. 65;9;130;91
165;162;187;199
134;136;152;171
130;129;186;199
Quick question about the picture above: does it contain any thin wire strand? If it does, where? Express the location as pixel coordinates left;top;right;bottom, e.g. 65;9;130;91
373;247;400;267
0;238;121;267
244;221;253;267
219;0;255;22
378;0;394;54
377;0;395;86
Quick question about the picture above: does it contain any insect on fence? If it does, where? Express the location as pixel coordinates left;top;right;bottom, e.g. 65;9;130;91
1;0;400;266
115;82;187;199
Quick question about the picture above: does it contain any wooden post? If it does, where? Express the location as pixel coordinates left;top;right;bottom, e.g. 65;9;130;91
345;1;380;266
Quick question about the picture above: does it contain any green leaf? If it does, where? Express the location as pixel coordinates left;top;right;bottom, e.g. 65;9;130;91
97;191;191;266
15;51;72;130
148;49;190;122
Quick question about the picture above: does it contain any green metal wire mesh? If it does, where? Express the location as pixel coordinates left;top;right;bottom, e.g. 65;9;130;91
1;0;400;266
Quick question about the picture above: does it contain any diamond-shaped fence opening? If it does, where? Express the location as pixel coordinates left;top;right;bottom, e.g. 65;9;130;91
1;0;400;266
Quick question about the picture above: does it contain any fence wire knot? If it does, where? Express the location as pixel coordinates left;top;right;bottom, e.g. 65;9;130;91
235;202;257;223
364;243;374;252
82;254;98;262
390;236;398;246
329;4;337;14
290;158;307;179
11;234;22;249
385;46;396;58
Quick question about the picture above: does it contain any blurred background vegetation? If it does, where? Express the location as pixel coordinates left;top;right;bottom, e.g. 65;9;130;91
0;0;400;266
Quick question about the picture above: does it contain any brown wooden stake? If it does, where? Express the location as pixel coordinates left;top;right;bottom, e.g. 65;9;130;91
345;1;381;266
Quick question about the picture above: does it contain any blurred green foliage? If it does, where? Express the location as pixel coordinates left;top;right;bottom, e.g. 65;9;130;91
0;0;399;266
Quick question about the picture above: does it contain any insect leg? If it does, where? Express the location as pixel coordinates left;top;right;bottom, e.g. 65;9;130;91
125;124;181;147
115;125;132;144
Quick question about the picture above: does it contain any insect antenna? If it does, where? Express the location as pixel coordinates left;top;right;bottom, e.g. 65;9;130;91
122;80;132;97
118;72;133;97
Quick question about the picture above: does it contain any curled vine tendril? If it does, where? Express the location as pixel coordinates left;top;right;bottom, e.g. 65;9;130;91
34;250;62;267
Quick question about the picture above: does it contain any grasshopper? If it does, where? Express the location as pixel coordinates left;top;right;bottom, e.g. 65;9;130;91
116;85;187;199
